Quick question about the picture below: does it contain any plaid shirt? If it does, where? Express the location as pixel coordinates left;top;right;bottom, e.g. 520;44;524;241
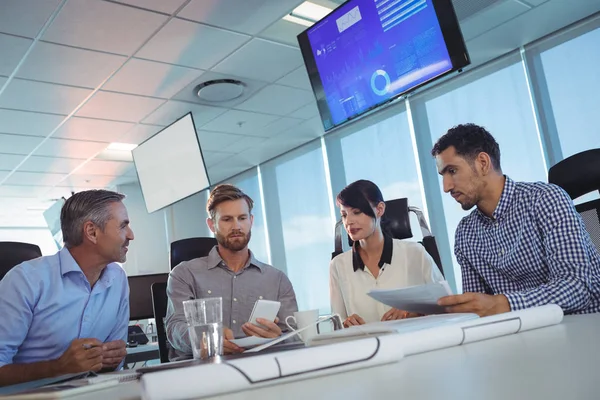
455;176;600;314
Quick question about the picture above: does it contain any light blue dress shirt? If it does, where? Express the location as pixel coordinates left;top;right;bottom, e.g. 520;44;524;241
0;247;129;367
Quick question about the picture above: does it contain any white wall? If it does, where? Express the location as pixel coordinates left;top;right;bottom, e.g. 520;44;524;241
117;183;212;276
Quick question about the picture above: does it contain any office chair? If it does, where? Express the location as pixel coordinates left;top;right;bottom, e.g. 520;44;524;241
151;282;169;364
170;237;218;270
153;237;218;363
548;148;600;251
0;242;42;281
332;198;444;276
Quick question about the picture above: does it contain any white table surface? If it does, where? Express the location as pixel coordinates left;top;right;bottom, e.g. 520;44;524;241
73;313;600;400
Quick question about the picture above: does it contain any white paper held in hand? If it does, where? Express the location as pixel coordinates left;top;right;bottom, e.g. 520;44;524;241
367;281;453;315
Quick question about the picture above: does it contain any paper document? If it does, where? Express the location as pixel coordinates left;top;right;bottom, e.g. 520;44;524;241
368;281;452;314
308;313;478;346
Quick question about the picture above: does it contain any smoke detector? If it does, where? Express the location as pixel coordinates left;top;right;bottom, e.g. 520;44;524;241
196;79;245;102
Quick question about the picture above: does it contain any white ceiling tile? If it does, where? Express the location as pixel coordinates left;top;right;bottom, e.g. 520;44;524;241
103;58;204;98
0;0;61;38
196;131;245;152
0;185;51;198
178;0;303;35
0;34;33;76
238;132;312;165
259;117;305;138
289;101;320;120
4;171;67;186
203;151;233;168
141;100;227;127
0;77;6;87
76;91;165;123
0;154;26;171
0;79;92;115
276;67;313;91
258;19;306;47
213;38;303;83
0;109;65;137
114;0;188;14
119;124;162;144
0;171;10;182
42;0;168;55
223;135;267;154
236;84;314;116
16;42;126;88
53;117;135;143
172;71;268;108
34;138;108;159
18;156;84;174
0;133;44;155
74;160;134;176
201;110;280;135
136;18;250;69
57;174;118;188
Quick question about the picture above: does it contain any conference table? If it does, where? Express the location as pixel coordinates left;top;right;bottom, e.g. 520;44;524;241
73;313;600;400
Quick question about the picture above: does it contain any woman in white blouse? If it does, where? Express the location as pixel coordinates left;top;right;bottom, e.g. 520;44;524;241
330;180;443;327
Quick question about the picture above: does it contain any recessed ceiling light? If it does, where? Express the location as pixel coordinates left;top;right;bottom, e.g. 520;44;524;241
107;142;138;151
292;1;332;21
283;14;314;27
282;1;333;27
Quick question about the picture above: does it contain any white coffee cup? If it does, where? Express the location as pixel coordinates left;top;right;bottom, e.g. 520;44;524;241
285;309;319;342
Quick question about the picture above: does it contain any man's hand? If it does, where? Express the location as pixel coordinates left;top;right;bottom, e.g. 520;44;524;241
438;293;510;317
343;314;365;328
100;340;127;371
381;308;422;321
242;317;282;338
223;328;244;355
55;338;103;375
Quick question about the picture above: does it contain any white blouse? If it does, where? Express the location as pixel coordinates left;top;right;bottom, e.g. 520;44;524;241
329;239;444;323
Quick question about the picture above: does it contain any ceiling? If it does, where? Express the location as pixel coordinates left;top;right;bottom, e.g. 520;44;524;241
0;0;599;227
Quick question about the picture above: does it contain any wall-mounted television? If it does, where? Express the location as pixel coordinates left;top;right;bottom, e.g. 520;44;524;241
132;113;210;213
298;0;470;131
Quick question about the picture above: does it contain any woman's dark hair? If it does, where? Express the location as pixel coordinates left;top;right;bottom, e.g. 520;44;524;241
336;180;384;218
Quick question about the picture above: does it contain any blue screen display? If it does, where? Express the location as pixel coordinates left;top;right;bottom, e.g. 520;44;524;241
306;0;453;129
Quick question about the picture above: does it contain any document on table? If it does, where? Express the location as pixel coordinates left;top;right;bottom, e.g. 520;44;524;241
368;281;453;315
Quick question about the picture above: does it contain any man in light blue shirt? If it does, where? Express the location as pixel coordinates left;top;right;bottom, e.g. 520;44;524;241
0;190;134;386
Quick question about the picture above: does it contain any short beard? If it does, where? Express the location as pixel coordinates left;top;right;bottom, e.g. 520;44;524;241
215;230;251;251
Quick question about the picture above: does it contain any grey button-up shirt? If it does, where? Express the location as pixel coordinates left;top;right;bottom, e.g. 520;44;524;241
165;246;298;360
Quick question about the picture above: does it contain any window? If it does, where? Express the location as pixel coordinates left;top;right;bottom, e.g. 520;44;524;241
339;111;426;240
540;26;600;159
423;61;547;289
264;142;335;314
229;168;270;264
0;228;58;255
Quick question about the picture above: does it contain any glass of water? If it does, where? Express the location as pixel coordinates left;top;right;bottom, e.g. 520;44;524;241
183;297;223;360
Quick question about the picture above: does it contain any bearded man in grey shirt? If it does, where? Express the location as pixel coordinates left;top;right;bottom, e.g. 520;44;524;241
165;184;298;359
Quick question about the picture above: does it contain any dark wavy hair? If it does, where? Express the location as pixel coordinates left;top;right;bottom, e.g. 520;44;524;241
336;180;384;218
431;123;502;171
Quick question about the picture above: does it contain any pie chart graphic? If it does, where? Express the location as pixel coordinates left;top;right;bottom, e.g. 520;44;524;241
371;69;391;96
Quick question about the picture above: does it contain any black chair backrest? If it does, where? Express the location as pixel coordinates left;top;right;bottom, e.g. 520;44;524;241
548;149;600;253
0;242;42;280
548;149;600;200
151;281;169;364
332;198;444;275
170;237;218;270
575;199;600;252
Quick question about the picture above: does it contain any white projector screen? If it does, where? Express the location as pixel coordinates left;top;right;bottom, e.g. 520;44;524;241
132;113;210;213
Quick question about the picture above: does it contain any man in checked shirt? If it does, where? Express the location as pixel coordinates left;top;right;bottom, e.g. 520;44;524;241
431;123;600;316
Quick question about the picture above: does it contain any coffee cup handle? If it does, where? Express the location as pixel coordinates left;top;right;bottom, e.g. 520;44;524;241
285;315;296;331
